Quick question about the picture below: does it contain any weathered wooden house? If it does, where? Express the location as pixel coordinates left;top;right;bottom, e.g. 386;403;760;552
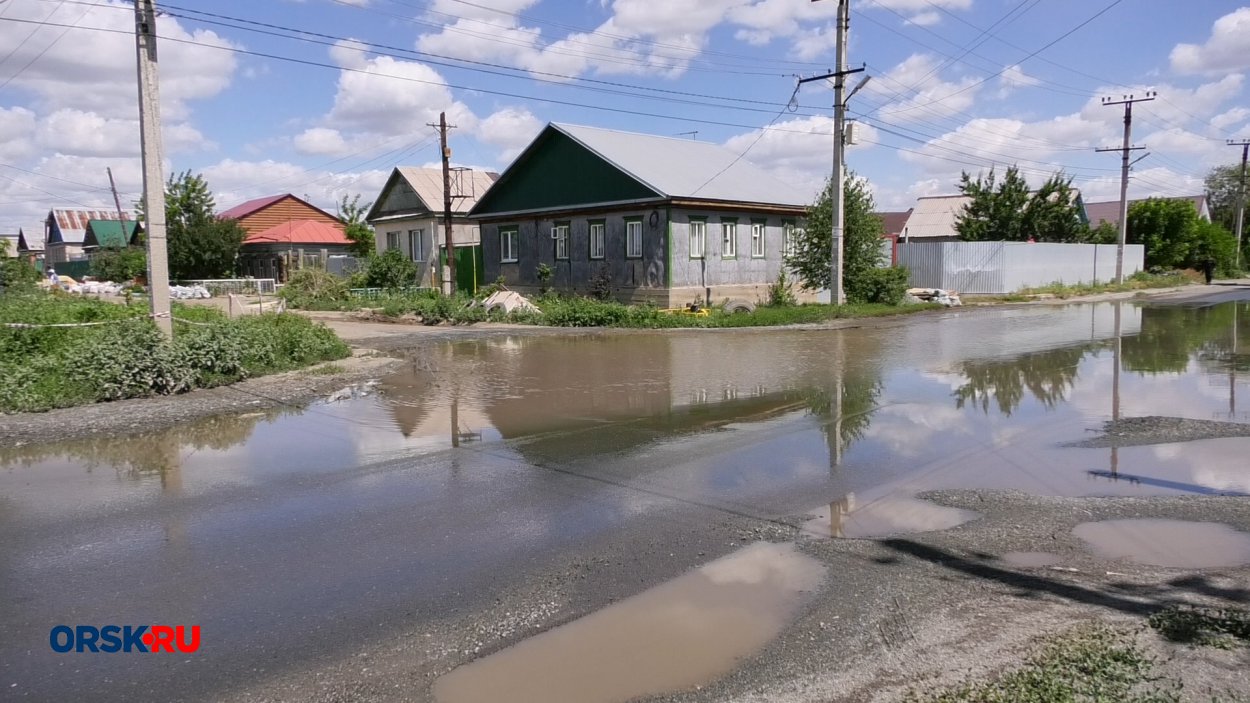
44;209;132;264
218;194;344;239
237;220;353;281
366;167;498;291
469;123;813;306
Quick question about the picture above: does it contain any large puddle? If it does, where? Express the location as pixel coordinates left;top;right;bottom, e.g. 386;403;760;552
1072;519;1250;568
800;494;979;539
432;542;824;703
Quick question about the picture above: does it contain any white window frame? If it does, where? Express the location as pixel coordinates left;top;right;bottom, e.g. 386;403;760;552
553;224;569;260
782;222;798;257
500;228;518;263
751;222;766;258
721;221;737;258
589;222;605;260
386;231;402;251
689;219;706;259
408;229;425;262
625;220;643;258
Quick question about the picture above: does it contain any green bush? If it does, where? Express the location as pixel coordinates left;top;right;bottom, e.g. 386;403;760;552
0;294;350;413
0;258;41;293
89;248;147;283
767;270;797;307
847;266;909;305
364;250;418;290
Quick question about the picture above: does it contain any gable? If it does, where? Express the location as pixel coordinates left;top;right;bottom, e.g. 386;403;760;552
471;128;662;218
234;197;344;236
368;169;431;221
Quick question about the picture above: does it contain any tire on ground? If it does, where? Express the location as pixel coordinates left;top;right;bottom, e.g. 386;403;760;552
722;299;756;314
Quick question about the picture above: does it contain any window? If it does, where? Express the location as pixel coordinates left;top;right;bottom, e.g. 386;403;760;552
553;224;569;260
625;219;643;258
689;219;706;259
500;228;518;263
782;222;797;257
751;222;766;258
589;222;605;259
386;231;401;251
408;229;425;262
721;221;737;258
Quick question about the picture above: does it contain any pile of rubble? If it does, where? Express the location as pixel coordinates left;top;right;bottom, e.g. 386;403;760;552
169;284;212;299
905;288;963;307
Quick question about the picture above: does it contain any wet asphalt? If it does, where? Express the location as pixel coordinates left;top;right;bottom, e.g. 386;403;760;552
2;287;1248;702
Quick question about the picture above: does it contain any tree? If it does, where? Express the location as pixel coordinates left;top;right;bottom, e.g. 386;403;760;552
90;248;147;282
788;173;894;303
143;171;246;280
1204;163;1244;232
364;249;417;289
338;194;375;258
954;166;1088;242
1126;197;1203;270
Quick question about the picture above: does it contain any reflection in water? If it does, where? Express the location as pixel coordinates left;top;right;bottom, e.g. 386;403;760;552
1122;302;1248;376
953;343;1095;417
999;552;1063;568
432;542;824;703
802;494;979;539
1073;519;1250;568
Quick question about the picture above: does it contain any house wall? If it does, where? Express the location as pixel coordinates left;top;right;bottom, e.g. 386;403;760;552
668;209;813;304
237;242;353;281
375;216;481;288
236;199;343;237
481;207;669;303
44;243;84;265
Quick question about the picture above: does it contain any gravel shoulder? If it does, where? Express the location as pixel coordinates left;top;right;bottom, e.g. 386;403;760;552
1070;416;1250;448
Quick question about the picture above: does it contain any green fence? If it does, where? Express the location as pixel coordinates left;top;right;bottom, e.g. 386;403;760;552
47;260;92;280
438;245;483;294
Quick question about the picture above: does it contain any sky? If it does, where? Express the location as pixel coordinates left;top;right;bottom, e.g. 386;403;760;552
1;0;1249;234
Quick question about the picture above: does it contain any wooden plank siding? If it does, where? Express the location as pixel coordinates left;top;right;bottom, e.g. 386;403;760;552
233;197;344;237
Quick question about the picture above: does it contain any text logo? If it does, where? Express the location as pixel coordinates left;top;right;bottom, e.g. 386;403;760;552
49;625;201;653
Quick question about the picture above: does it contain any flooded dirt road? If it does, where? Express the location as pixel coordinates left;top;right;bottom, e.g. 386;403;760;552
2;293;1248;701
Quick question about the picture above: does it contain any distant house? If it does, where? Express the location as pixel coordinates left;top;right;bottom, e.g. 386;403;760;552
1084;195;1210;230
82;219;143;254
366;166;498;291
876;209;913;265
0;231;17;258
44;209;133;264
16;226;44;263
901;190;1089;242
237;220;352;282
470;123;812;306
218;194;344;239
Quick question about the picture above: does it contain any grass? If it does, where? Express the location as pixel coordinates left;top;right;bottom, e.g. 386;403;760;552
1148;606;1250;650
976;271;1195;302
908;623;1179;703
0;291;350;413
512;297;943;328
303;363;346;376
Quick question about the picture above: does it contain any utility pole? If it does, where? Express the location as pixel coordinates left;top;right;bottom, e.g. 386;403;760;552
429;112;457;296
106;167;127;230
1229;139;1250;272
134;0;172;336
800;0;864;304
1096;92;1154;285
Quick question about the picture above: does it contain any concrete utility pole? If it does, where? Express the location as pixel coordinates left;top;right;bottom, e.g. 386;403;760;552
430;112;457;296
1096;92;1154;285
134;0;172;336
1229;139;1250;272
800;0;863;304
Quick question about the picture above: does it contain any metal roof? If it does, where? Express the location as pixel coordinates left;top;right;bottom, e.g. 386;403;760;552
218;194;288;220
397;167;498;214
243;219;350;246
47;209;130;245
901;196;970;239
550;123;809;207
877;209;913;237
83;220;142;249
1084;195;1208;229
17;226;45;252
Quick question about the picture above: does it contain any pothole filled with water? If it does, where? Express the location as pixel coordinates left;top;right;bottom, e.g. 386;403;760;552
1072;519;1250;568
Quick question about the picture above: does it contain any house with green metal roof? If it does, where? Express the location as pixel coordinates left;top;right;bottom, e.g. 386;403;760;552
469;123;815;307
82;219;143;252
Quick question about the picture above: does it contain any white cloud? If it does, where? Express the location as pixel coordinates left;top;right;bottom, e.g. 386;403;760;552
790;25;837;61
32;110;209;158
719;115;877;200
997;64;1041;97
864;54;985;123
867;0;971;27
0;107;38;161
1170;7;1250;74
292;128;353;157
905;11;942;27
324;55;478;137
201;159;389;214
1211;107;1250;132
477;107;543;163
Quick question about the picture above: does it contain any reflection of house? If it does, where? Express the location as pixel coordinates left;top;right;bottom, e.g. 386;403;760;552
237;220;352;281
218;193;343;239
366;167;498;291
1084;195;1210;230
82;219;143;254
44;209;132;264
471;123;812;306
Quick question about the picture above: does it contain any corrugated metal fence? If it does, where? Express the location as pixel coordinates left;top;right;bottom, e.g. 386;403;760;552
897;241;1145;294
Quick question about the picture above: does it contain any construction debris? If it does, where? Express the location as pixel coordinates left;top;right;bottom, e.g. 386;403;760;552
906;288;963;307
480;290;541;315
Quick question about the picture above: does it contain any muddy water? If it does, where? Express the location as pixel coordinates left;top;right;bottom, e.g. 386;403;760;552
1072;519;1250;568
432;542;824;703
999;552;1064;568
800;494;979;539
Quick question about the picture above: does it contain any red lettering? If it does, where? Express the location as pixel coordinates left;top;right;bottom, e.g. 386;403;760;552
173;626;201;654
149;625;174;653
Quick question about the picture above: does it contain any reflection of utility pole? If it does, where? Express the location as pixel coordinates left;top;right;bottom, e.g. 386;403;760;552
1231;303;1239;417
134;0;172;336
1229;139;1249;272
1110;302;1122;476
829;331;846;471
1096;92;1155;284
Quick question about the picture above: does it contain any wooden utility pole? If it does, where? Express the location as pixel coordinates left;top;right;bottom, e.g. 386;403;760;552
134;0;172;336
1229;139;1250;272
801;0;864;304
106;167;127;230
1096;92;1155;285
431;112;457;295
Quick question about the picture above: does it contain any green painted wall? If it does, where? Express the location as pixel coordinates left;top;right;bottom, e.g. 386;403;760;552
473;129;662;216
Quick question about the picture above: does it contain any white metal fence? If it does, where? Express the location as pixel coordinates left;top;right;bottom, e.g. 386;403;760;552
897;241;1145;294
176;278;277;296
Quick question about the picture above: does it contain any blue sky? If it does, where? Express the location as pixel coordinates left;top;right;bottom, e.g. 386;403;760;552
1;0;1249;233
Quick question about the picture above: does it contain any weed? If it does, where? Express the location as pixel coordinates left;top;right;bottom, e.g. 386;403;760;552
1149;606;1250;649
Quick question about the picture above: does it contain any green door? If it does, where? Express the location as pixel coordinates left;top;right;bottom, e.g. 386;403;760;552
438;245;483;294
